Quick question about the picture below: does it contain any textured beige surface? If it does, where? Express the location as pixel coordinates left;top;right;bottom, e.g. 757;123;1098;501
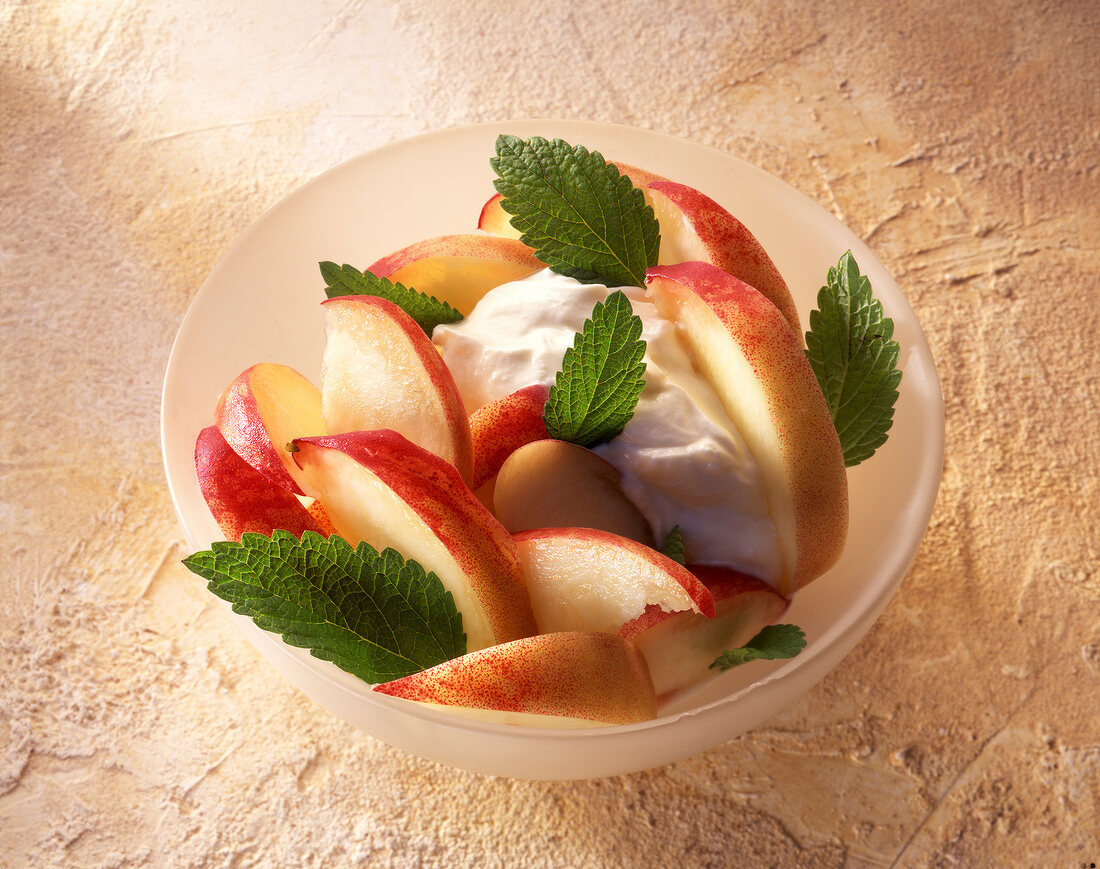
2;1;1098;866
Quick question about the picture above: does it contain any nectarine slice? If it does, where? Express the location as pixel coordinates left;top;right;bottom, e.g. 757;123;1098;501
615;163;801;333
646;262;847;593
369;233;543;315
291;430;536;651
620;565;789;695
374;632;657;727
214;363;325;495
477;193;523;240
512;528;714;635
195;426;326;542
321;295;474;483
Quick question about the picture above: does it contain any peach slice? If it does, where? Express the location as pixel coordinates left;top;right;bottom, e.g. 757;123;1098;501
646;262;847;594
511;528;714;636
321;295;474;484
290;430;536;651
194;426;327;542
214;363;325;495
616;164;801;332
468;384;550;490
479;166;800;331
494;440;655;546
477;193;522;240
620;565;789;696
369;233;544;315
373;632;657;727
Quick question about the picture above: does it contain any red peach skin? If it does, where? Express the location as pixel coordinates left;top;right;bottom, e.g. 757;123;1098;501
194;425;326;542
467;384;550;490
374;632;657;726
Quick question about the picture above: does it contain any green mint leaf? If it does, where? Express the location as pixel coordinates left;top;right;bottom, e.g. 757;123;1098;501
710;624;807;671
543;290;646;447
805;251;903;466
490;135;660;288
182;530;465;683
660;526;686;565
319;262;463;335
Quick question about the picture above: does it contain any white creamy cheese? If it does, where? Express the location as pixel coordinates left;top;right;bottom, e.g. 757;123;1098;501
432;269;782;583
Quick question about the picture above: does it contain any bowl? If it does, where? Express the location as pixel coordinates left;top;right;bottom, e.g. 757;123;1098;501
161;120;944;779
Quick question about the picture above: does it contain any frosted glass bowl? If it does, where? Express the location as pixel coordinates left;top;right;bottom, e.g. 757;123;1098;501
161;120;944;779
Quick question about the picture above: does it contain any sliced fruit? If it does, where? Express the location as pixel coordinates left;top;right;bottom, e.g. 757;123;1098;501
620;565;789;695
479;164;799;332
291;430;536;651
616;164;801;332
477;193;522;240
646;261;848;594
194;425;326;542
369;233;544;315
511;528;714;636
494;440;655;546
214;363;324;495
468;384;550;490
373;632;657;727
321;294;474;483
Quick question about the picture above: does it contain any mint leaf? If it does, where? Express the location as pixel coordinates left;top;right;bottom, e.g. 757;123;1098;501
319;262;463;335
660;526;685;565
543;290;646;447
490;135;660;288
183;530;465;683
710;624;806;671
805;251;902;466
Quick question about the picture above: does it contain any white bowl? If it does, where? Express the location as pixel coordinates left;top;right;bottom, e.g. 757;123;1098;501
161;120;944;779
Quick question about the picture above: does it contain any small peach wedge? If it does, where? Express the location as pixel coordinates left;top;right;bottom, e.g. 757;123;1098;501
369;233;543;315
512;527;714;636
620;565;789;695
214;362;325;495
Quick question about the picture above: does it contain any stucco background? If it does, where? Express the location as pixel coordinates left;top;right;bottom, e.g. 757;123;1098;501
1;1;1097;866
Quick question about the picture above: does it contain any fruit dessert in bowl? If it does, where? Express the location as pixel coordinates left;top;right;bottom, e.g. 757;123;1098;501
162;121;943;778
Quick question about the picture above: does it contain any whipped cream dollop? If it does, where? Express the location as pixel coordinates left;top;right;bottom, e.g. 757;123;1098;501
432;269;781;583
